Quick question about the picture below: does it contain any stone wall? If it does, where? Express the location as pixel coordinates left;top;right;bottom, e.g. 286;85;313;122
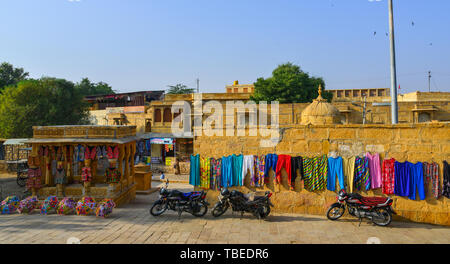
194;123;450;226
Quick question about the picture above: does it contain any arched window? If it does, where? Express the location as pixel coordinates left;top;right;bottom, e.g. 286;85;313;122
145;119;152;132
154;109;162;122
163;108;172;122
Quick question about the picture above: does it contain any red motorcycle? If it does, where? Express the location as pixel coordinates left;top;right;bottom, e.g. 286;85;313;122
326;189;396;226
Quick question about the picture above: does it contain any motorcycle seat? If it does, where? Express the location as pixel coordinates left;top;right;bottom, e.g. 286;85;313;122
170;190;201;200
360;197;391;206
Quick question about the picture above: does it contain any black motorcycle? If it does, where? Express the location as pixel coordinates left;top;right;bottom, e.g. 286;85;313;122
211;188;274;219
326;189;396;226
150;179;209;218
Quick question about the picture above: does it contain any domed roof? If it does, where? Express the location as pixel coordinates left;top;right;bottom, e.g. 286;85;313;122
301;85;341;125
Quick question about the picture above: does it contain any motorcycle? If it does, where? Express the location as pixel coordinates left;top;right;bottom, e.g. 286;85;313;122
211;188;274;219
150;179;209;218
326;189;396;226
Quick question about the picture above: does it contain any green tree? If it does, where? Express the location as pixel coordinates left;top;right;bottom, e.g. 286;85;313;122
167;84;195;94
0;62;29;91
76;78;115;96
250;63;332;103
0;78;90;138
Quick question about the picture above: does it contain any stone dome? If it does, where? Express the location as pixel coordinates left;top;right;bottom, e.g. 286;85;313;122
301;85;341;125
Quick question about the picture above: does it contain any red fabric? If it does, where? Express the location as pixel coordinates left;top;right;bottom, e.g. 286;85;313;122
107;146;119;159
85;147;91;160
360;197;390;206
113;146;119;159
82;167;92;182
84;147;96;160
275;155;291;185
107;146;114;159
382;158;396;195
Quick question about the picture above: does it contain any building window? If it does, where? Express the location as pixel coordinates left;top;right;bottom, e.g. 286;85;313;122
353;90;360;97
337;91;343;98
154;109;162;122
243;88;248;93
227;88;232;93
145;120;151;132
418;112;431;123
163;108;172;122
234;88;239;93
361;90;368;97
378;90;384;96
345;90;351;97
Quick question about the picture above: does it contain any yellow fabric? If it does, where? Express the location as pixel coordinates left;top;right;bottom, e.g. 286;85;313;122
342;157;356;193
200;157;211;189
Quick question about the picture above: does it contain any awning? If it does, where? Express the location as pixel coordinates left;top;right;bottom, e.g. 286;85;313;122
24;136;139;144
3;138;29;145
138;132;194;139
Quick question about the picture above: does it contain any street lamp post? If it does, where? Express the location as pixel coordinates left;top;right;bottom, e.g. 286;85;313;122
388;0;399;124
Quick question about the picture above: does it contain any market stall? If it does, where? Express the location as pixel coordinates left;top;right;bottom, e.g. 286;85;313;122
136;132;193;174
3;138;31;173
25;125;137;207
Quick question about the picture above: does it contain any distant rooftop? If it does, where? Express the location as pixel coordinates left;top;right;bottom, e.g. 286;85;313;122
84;90;165;110
84;90;165;101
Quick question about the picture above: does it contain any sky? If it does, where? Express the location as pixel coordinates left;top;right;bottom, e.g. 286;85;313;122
0;0;449;94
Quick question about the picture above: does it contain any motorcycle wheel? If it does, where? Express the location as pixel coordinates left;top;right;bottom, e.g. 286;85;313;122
212;202;229;217
326;204;345;220
192;202;208;217
17;173;27;188
150;200;167;216
260;204;271;219
371;208;392;226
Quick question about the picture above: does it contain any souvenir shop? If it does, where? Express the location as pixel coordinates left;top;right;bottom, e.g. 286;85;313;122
24;125;137;207
135;137;176;166
189;153;450;200
135;134;193;173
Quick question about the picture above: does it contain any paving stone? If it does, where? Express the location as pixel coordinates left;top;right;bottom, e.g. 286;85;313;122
0;182;448;244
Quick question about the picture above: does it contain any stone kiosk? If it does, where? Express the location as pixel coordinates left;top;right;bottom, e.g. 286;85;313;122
26;125;137;207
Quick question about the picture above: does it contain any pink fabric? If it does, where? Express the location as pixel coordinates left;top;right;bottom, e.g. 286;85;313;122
366;152;382;189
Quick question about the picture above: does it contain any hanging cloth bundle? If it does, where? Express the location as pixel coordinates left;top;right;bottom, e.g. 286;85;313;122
84;146;97;161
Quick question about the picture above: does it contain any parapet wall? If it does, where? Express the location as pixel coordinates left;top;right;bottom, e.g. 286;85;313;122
194;123;450;226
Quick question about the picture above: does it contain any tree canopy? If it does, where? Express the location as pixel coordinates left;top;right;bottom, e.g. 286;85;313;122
0;78;90;138
75;77;115;96
167;84;195;94
250;63;332;103
0;62;29;91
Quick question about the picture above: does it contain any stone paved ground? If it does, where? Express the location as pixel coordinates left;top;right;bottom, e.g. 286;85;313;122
0;174;29;201
0;182;449;244
152;173;189;183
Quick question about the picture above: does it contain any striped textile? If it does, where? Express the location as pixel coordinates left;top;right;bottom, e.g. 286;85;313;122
303;158;313;191
354;157;363;191
200;157;211;189
303;155;328;191
363;157;371;190
354;156;370;191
